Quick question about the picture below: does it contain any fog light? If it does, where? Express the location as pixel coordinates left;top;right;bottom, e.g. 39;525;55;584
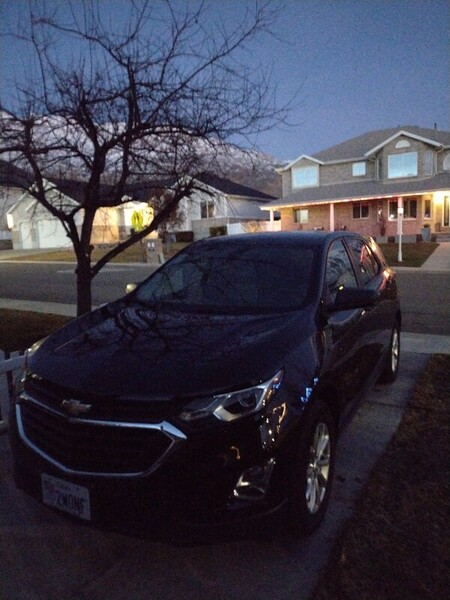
232;458;275;502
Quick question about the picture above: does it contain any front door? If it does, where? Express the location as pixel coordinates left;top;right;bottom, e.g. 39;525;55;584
444;195;450;227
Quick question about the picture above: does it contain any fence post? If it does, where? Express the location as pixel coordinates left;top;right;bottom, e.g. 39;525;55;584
1;349;25;433
0;351;8;427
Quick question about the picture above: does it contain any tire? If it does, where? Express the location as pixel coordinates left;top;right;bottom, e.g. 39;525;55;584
287;402;337;537
379;324;400;383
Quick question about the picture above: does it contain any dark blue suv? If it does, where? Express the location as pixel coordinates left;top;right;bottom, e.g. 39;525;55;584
10;232;401;536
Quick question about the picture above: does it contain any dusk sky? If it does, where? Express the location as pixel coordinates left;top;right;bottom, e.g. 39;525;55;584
1;0;449;162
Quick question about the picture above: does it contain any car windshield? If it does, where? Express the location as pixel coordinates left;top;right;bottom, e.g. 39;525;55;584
134;240;318;314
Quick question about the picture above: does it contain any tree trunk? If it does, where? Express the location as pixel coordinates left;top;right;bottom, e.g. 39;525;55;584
76;256;93;316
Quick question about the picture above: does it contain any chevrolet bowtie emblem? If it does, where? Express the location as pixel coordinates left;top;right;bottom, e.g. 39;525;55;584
60;399;92;416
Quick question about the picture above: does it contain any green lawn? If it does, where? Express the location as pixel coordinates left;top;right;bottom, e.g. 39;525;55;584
379;242;438;267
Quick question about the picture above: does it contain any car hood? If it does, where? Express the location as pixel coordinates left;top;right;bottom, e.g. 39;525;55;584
29;300;314;399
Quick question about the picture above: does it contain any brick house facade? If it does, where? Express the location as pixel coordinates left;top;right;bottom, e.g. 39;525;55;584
262;126;450;240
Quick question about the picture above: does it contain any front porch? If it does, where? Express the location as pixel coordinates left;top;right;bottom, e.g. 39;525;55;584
277;191;450;240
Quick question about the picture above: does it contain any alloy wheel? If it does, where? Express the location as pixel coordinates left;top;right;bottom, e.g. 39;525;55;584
305;422;331;514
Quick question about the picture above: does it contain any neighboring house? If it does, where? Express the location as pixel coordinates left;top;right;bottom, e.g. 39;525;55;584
0;160;31;248
170;174;277;240
4;165;277;249
7;176;151;250
262;126;450;240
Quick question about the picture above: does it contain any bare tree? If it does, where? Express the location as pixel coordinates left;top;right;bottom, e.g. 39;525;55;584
0;0;290;315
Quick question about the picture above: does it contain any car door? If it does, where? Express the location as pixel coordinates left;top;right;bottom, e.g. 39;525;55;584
320;238;368;413
344;236;392;374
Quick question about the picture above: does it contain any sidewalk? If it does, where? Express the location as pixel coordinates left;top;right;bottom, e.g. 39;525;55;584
420;241;450;271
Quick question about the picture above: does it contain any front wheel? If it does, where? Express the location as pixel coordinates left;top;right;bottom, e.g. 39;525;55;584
379;324;400;383
287;403;337;537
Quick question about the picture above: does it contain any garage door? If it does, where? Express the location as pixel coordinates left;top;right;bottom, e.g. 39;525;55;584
37;219;72;248
19;222;38;249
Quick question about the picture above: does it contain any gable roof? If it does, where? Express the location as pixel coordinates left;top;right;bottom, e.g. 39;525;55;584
195;173;276;200
0;160;32;188
278;155;324;172
312;126;450;163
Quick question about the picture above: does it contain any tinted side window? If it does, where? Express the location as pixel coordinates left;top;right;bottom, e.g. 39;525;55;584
346;238;380;285
325;239;358;302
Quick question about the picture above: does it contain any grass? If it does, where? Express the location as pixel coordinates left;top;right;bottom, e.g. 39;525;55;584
0;309;72;352
379;242;438;267
313;353;450;600
8;242;189;263
6;241;440;268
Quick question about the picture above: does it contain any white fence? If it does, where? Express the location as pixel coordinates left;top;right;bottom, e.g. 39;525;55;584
0;351;25;431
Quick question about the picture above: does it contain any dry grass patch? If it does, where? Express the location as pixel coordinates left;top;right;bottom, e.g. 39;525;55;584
313;354;450;600
8;242;189;263
0;310;72;352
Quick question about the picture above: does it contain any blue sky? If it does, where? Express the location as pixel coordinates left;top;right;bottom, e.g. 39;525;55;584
1;0;449;161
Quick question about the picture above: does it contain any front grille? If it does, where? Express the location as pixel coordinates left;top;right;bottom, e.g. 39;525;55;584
17;397;183;476
24;375;177;422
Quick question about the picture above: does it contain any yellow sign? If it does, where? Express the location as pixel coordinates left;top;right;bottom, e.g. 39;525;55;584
131;210;144;231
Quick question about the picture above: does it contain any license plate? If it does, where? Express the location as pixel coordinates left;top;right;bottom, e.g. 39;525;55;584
41;473;91;521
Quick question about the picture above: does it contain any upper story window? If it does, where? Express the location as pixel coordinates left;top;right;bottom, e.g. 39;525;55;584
292;165;319;188
352;162;366;177
423;150;434;176
395;139;410;149
388;152;418;179
443;153;450;171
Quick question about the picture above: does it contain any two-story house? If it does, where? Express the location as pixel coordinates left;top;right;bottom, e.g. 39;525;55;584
262;126;450;240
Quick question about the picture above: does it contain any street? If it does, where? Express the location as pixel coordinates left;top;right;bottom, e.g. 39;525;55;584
0;261;155;307
0;261;449;334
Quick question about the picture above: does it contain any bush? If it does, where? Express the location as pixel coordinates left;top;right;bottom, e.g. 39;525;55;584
210;225;227;237
175;231;194;243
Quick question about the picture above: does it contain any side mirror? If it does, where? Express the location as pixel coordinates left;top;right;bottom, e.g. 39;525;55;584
329;287;378;312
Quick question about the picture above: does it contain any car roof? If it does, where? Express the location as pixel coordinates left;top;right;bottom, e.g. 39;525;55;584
192;231;363;249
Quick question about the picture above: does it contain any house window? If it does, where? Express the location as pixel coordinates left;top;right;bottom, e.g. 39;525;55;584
389;198;418;220
201;200;215;218
424;199;431;220
352;162;366;177
293;208;308;223
423;151;434;176
352;202;369;219
395;139;410;149
292;165;319;188
443;154;450;171
388;152;418;178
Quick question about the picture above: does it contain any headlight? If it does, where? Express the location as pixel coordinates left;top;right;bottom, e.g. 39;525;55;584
179;369;283;423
